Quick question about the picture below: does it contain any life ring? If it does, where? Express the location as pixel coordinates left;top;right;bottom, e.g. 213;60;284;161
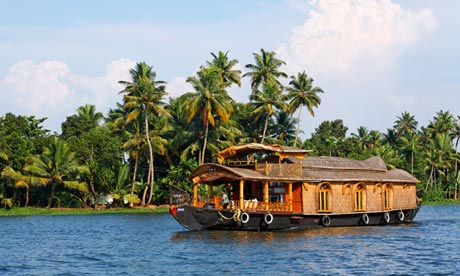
321;215;331;227
362;213;369;225
240;212;250;224
398;210;405;221
263;213;274;224
383;212;390;223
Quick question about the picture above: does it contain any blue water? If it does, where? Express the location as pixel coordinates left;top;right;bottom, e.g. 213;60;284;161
0;205;459;275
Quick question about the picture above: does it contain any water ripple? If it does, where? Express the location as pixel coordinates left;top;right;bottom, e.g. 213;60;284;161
1;206;460;275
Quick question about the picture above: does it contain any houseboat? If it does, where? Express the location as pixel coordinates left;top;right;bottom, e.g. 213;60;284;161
169;143;421;231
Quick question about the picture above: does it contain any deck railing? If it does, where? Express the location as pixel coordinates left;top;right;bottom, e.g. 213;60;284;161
194;198;290;212
255;163;302;177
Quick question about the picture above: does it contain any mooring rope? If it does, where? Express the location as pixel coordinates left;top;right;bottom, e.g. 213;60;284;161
218;208;241;222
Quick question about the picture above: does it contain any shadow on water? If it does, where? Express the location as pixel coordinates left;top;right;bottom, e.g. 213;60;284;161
170;221;420;244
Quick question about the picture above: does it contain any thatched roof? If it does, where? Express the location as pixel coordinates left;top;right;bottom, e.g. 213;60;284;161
216;143;311;163
302;156;387;172
190;156;418;184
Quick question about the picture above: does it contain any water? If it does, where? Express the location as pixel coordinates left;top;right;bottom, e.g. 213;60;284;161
0;205;459;275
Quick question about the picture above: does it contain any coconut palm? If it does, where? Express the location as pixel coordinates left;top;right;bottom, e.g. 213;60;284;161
207;51;241;88
249;81;287;144
351;126;371;151
243;49;287;94
286;71;323;146
426;110;455;138
401;131;420;175
1;167;36;207
119;62;169;205
182;66;233;164
23;137;89;208
77;104;104;126
270;110;297;144
394;111;418;137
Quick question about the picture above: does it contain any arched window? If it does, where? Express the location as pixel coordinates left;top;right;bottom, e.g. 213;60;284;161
354;183;366;211
383;183;393;209
318;183;331;212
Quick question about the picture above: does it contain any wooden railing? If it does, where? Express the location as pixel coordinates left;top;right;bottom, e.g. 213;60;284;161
255;163;302;177
194;198;290;212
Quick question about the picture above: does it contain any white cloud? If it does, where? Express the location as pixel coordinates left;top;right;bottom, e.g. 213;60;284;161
166;76;191;99
277;0;437;77
0;58;136;132
1;60;73;114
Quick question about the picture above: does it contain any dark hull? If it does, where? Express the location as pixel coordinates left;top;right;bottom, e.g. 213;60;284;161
170;205;420;231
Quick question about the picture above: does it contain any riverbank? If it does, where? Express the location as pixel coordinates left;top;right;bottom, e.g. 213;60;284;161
0;206;169;216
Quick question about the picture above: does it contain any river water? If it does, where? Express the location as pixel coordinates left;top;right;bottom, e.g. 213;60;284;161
0;205;459;275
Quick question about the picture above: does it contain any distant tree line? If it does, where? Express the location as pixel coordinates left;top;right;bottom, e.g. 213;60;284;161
1;49;458;208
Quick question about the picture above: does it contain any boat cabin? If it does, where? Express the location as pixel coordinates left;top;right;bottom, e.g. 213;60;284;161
188;143;419;215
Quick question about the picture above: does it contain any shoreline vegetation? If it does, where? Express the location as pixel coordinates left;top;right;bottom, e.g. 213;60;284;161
1;201;460;217
0;206;169;217
2;51;460;211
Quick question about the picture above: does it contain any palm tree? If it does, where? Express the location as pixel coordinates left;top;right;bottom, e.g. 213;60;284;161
394;111;418;137
23;137;89;208
77;104;104;126
286;71;323;146
351;126;371;151
401;131;420;175
207;51;241;88
426;110;455;138
119;62;169;205
1;167;36;207
270;110;297;144
243;49;287;94
182;66;233;164
424;133;454;192
249;81;287;144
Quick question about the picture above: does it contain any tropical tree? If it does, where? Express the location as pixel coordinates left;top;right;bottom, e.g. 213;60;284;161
351;126;371;151
1;167;35;207
270;110;297;144
401;131;420;175
249;81;287;144
243;49;287;94
119;62;169;205
286;71;323;146
77;104;104;125
207;51;241;88
394;111;418;137
182;66;233;164
23;137;89;208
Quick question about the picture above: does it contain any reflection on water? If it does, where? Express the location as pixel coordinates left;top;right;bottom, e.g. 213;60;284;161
1;206;460;275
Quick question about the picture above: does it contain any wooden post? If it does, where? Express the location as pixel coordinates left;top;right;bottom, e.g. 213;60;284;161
264;181;269;211
209;183;213;204
288;182;293;211
239;179;244;209
193;183;198;206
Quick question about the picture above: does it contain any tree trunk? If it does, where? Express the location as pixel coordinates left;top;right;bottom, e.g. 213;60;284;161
294;105;303;147
261;115;269;144
131;154;139;194
47;181;56;208
25;187;29;208
201;120;209;165
144;110;155;206
141;186;148;206
411;150;414;175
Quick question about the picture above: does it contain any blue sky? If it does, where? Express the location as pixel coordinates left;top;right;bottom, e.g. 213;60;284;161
0;0;459;139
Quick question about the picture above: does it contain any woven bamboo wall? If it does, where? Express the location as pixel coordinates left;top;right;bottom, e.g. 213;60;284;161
301;181;417;214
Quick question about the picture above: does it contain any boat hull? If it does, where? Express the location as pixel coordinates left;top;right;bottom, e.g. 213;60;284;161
170;204;420;231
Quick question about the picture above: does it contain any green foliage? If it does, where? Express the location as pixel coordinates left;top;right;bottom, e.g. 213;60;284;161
2;52;460;208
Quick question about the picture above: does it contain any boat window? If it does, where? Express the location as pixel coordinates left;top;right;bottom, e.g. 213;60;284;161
318;183;331;212
354;183;366;211
383;184;393;209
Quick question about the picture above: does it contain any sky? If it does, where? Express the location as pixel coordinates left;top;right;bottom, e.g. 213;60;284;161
0;0;459;139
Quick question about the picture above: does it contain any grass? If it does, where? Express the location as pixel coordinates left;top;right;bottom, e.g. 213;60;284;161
0;206;169;217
